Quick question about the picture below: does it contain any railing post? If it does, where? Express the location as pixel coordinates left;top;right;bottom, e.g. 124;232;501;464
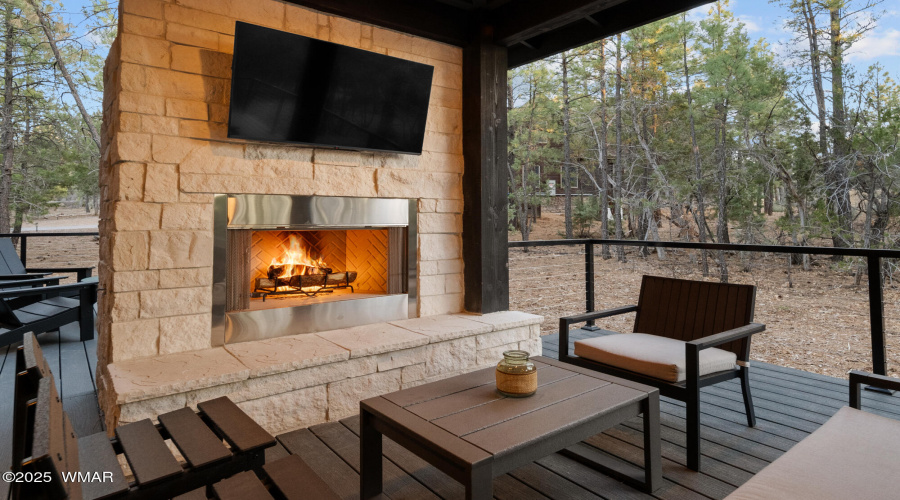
585;241;598;330
866;255;892;394
20;235;27;267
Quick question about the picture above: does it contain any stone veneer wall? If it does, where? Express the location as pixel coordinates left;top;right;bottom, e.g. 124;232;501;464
98;0;466;381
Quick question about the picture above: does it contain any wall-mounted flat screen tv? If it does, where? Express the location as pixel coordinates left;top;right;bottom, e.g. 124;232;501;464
228;22;435;155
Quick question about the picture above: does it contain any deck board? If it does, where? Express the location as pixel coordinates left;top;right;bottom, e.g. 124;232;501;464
2;327;900;499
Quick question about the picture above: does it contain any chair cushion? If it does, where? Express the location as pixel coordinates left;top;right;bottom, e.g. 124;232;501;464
573;333;737;383
725;406;900;500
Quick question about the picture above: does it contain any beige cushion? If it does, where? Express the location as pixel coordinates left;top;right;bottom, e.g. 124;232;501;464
573;333;737;383
725;406;900;500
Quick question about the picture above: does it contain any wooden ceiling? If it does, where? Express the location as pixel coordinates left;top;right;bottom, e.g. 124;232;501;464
283;0;713;67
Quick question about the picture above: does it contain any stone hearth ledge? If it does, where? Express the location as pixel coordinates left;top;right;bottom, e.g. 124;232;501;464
102;311;543;434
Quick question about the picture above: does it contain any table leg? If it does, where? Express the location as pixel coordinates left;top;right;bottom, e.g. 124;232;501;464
466;462;492;500
360;408;383;499
642;393;662;492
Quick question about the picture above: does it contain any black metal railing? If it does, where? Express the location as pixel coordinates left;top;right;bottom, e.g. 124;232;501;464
0;232;99;266
509;238;900;377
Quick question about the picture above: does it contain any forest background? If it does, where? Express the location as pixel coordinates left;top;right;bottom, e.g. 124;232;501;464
508;0;900;281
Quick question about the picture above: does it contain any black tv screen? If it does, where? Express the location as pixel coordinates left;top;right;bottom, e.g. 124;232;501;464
228;22;434;155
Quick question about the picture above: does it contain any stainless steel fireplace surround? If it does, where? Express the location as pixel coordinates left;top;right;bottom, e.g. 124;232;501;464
212;194;417;346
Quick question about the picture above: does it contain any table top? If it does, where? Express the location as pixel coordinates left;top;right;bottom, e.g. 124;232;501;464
361;356;654;463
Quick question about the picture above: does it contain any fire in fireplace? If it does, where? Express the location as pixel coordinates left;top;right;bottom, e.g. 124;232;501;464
212;195;417;345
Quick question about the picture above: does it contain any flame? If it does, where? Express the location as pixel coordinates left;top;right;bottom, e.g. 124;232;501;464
269;234;328;279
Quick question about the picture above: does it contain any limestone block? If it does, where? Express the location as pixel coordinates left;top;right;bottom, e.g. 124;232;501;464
158;267;212;288
112;270;159;293
328;16;361;47
418;294;464;317
107;347;249;404
379;154;420;170
246;144;313;162
315;149;375;168
256;159;314;179
164;4;234;35
122;0;162;19
121;33;170;69
418;261;439;277
110;318;159;361
391;315;493;343
109;291;141;322
217;34;234;54
208;103;228;123
422;132;462;154
140;286;210;318
284;4;317;37
119;91;165;115
161;203;212;230
225;333;349;377
425;106;462;135
229;2;285;30
118;112;141;133
314;164;376;198
429;86;462;109
179;120;228;140
113;133;152;163
327;370;402;421
423;337;477;376
112;202;160;231
444;273;463;294
372;28;414;53
418;213;461;234
419;233;461;261
317;323;428;359
149;230;213;269
238;386;327;435
143;163;179;203
418;275;445;297
376;346;427;372
151;135;201;164
166;98;209;120
110;231;150;271
166;23;219;50
122;15;165;38
400;363;427;385
421;151;464;174
437;259;463;275
476;342;520;367
410;38;461;65
460;311;544;332
418;199;437;213
141;115;179;135
433;61;462;90
119;393;187;423
376;169;462;200
436;199;464;213
475;326;533;350
159;314;212;354
518;338;543;356
140;65;228;104
110;163;144;201
180;142;245;173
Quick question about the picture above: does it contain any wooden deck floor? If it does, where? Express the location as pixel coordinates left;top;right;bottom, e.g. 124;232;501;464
3;328;900;499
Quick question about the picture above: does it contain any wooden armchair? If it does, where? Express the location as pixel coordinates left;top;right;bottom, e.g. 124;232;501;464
559;275;766;471
0;237;94;282
0;281;98;348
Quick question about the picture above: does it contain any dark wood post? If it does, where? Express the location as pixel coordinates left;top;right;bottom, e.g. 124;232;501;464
462;25;509;314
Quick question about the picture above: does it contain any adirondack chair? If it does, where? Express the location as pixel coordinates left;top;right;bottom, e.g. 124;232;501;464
10;333;339;500
0;280;97;347
0;237;94;281
559;275;766;472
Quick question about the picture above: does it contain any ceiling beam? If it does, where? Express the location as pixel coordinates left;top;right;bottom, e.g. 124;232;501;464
282;0;471;47
491;0;627;46
507;0;713;68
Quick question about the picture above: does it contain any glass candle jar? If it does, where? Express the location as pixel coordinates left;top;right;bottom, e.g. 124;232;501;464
495;350;537;397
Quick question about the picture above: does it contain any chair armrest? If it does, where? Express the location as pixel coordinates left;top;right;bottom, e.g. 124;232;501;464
687;323;766;350
559;305;638;359
0;272;53;279
849;370;900;409
27;266;94;281
0;281;97;299
0;277;61;289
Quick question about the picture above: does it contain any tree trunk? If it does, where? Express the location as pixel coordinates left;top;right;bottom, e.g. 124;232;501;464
0;6;15;234
715;104;729;283
801;0;828;155
827;4;852;252
613;34;625;262
598;40;610;259
682;18;709;276
561;52;573;239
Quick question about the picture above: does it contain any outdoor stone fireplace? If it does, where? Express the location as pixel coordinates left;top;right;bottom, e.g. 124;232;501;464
96;0;541;434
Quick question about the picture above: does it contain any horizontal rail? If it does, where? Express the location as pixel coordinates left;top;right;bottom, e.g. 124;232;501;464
509;238;900;258
0;232;99;237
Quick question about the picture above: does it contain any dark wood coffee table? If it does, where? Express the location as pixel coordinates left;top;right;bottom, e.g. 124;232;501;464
360;356;661;499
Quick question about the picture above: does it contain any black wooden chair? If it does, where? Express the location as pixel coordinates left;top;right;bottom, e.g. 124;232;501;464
559;275;766;471
0;281;98;348
11;333;339;500
0;237;94;281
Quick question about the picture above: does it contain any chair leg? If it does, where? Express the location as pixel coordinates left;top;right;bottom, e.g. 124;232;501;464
686;345;701;472
740;366;756;427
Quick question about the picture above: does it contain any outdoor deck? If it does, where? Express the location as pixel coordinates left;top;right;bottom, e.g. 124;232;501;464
3;327;900;500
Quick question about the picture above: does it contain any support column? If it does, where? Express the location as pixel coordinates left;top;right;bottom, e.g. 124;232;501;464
462;27;509;314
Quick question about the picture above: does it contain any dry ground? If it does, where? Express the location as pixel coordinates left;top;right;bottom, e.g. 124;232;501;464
16;208;99;283
510;211;900;379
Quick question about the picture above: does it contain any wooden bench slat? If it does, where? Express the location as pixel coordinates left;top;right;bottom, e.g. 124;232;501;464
264;454;340;500
212;470;273;500
159;407;232;468
62;413;83;500
198;397;275;453
77;432;130;500
18;299;74;317
174;487;209;500
116;419;183;486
